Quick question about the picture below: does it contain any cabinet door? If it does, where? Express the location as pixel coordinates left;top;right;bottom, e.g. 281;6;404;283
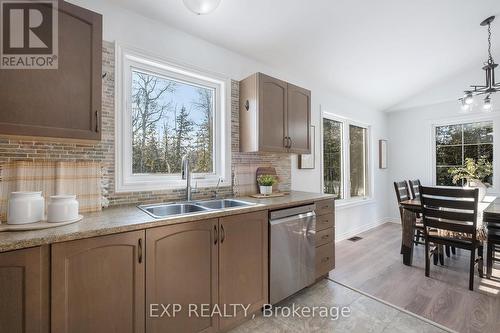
0;246;49;333
51;231;145;333
0;2;102;140
146;219;218;333
287;83;311;154
258;74;287;152
219;211;268;331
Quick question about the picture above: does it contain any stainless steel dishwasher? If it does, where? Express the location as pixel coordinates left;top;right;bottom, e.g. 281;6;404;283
269;204;316;304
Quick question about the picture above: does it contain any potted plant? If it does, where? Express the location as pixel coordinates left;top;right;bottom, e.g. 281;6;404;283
257;175;277;195
448;157;493;201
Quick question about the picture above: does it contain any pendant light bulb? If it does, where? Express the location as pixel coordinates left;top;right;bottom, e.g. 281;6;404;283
484;95;492;110
464;92;474;105
460;99;470;111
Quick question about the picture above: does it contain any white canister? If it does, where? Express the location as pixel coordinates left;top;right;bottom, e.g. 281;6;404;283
7;192;45;225
47;195;79;223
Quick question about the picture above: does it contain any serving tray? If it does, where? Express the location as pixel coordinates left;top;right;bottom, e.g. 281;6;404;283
0;215;83;232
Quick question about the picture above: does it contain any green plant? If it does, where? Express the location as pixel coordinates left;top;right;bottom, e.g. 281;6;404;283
448;157;493;185
257;174;277;186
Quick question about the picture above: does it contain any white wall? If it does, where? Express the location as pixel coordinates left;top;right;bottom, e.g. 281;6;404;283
70;0;391;240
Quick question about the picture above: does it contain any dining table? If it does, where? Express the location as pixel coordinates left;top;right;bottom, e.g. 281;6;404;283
399;196;496;266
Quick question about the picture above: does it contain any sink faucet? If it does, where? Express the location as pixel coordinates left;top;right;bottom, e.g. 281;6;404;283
212;177;223;199
181;154;192;201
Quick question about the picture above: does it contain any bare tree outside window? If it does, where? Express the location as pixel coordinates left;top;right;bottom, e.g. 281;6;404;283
349;125;368;197
131;70;215;175
323;118;343;199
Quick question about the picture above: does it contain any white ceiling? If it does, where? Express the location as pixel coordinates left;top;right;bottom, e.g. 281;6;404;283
105;0;500;111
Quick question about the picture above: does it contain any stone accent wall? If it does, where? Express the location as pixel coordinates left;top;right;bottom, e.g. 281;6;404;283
0;42;291;208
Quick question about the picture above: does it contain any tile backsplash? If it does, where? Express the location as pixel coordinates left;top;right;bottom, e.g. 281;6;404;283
0;41;291;209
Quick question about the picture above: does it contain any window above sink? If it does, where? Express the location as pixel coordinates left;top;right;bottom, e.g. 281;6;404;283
115;44;232;192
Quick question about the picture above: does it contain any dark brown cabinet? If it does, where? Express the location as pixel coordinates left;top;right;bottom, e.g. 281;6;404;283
218;211;268;331
0;2;102;141
145;212;268;333
287;83;311;154
0;246;49;333
239;72;311;154
146;219;219;333
51;231;145;333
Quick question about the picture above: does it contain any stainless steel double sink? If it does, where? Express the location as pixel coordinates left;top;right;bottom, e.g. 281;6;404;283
138;199;256;219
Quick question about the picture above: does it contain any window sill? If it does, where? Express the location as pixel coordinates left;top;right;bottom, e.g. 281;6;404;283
335;197;375;210
115;176;227;193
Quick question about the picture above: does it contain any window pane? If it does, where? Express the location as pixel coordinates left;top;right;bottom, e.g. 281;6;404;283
435;124;462;145
463;121;493;144
323;119;343;199
349;125;368;197
131;71;214;175
436;146;462;166
436;167;456;186
435;121;493;186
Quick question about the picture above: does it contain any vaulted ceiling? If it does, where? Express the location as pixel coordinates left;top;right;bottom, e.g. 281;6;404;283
105;0;500;110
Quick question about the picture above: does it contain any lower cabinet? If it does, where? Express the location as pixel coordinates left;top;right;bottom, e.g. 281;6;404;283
146;219;219;333
146;211;268;333
0;246;49;333
218;211;269;331
51;231;145;333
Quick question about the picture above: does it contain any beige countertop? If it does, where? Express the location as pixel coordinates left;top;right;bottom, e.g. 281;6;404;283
0;191;334;253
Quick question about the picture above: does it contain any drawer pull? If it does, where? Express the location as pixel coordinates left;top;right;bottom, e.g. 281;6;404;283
321;235;330;240
321;256;330;263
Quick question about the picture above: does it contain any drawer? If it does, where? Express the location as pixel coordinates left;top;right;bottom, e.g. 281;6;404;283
315;199;334;216
315;242;335;278
316;228;334;247
316;214;334;231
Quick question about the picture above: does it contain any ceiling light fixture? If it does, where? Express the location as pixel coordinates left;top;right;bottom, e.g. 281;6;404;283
459;16;500;111
183;0;221;15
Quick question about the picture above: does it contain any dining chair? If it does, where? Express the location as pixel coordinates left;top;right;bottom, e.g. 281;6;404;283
408;179;426;245
486;218;500;279
409;179;421;199
419;186;481;291
411;179;455;257
394;181;424;246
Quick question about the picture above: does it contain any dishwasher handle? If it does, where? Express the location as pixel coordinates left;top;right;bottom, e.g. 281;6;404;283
269;211;316;225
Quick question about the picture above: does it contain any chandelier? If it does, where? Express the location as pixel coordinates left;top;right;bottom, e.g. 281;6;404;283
460;16;500;111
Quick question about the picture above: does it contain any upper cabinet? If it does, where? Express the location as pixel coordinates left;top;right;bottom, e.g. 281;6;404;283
239;73;311;154
0;2;103;141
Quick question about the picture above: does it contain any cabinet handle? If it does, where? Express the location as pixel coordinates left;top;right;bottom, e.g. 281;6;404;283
221;224;225;243
214;225;218;245
95;110;99;132
288;137;292;148
138;238;143;263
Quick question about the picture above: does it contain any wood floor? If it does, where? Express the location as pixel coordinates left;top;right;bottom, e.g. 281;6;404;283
331;222;500;333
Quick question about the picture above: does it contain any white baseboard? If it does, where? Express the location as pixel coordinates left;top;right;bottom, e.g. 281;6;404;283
385;217;401;224
335;218;392;242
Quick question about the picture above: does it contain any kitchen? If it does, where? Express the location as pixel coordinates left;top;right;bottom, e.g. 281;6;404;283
1;1;500;333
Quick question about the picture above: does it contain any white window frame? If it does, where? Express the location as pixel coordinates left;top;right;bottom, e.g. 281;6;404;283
115;43;231;192
430;114;498;191
321;111;373;203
